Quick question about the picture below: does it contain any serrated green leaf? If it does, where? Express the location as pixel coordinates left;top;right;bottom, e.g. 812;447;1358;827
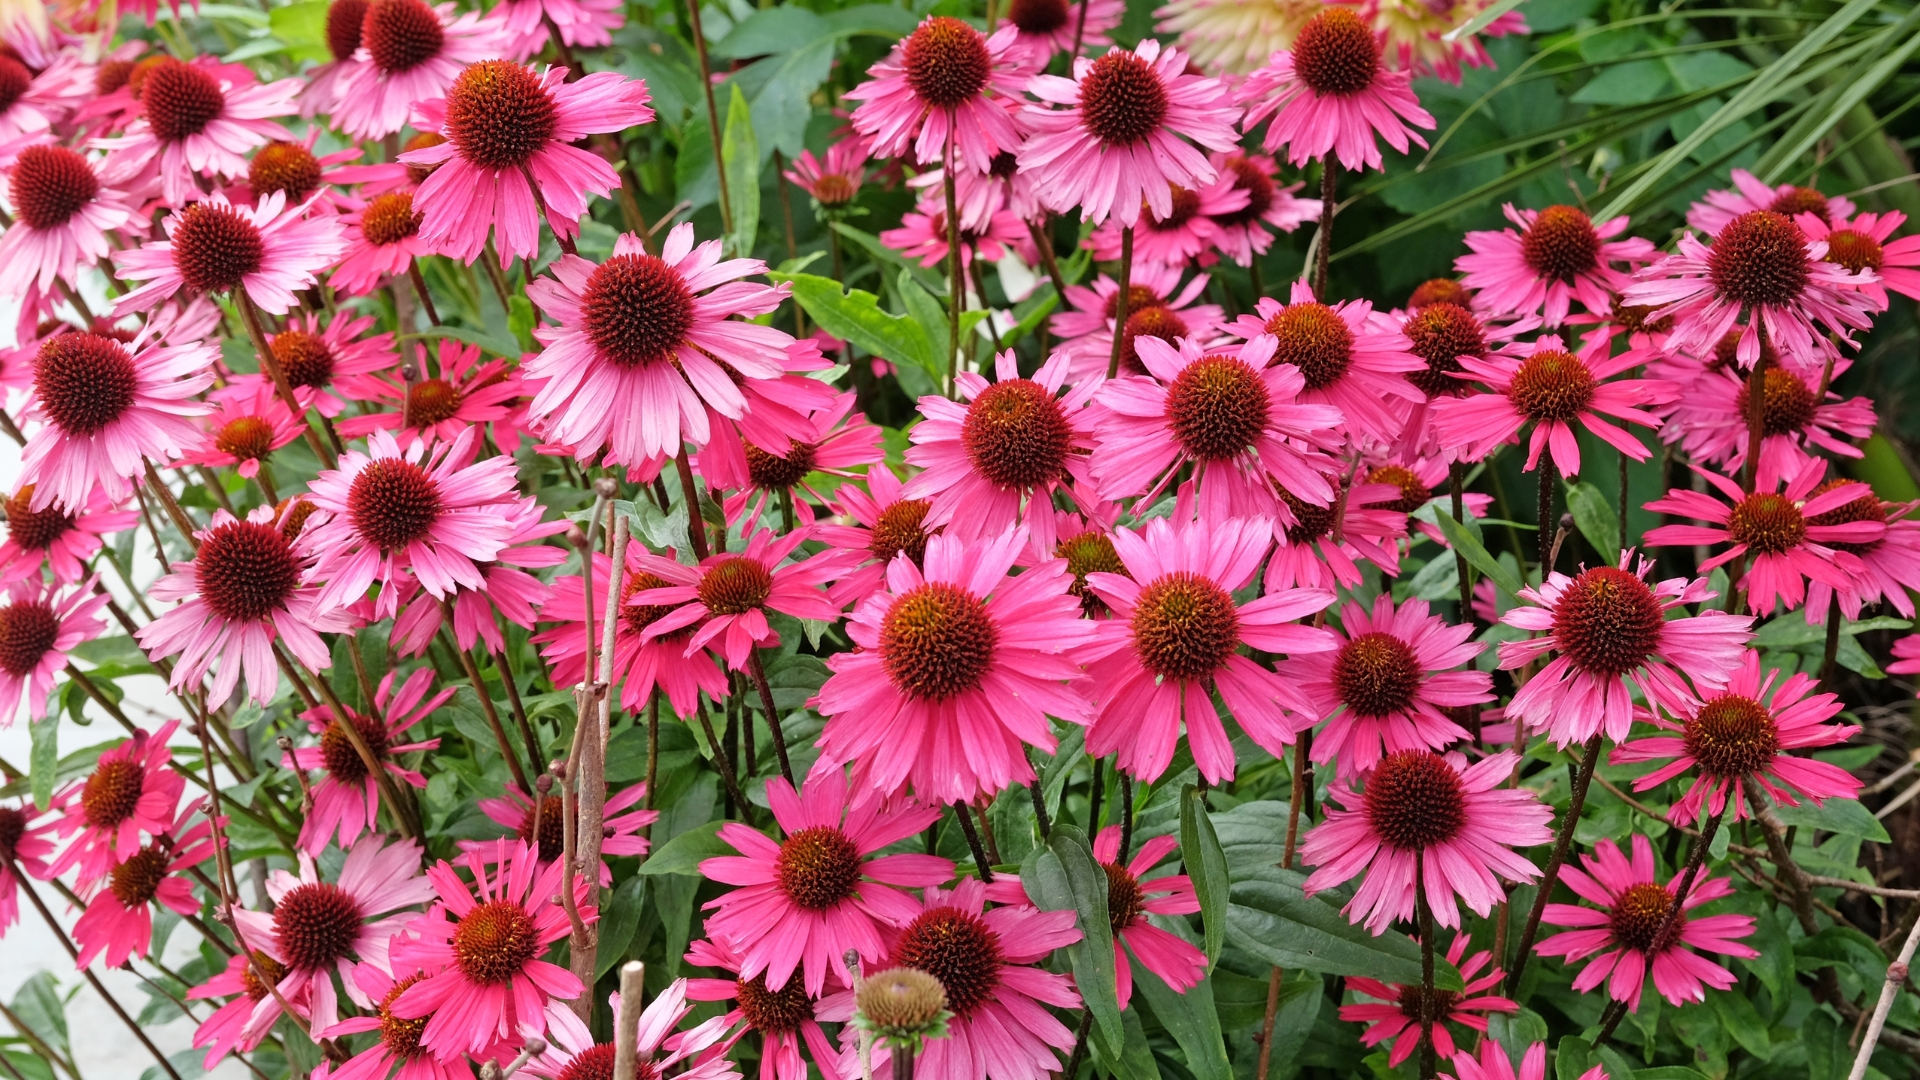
1179;787;1229;962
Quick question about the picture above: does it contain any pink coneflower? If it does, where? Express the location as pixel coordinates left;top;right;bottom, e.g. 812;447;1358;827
1451;1041;1594;1080
1021;40;1239;227
0;52;71;143
231;835;436;1034
1302;749;1551;934
815;466;940;608
1498;553;1752;746
686;937;840;1080
1339;934;1515;1066
628;528;844;671
1087;174;1244;267
92;56;299;207
49;721;185;888
1089;825;1206;1009
112;192;346;317
0;483;136;586
1280;595;1491;781
1002;0;1123;62
488;0;624;58
404;61;652;265
0;798;57;933
17;327;214;513
880;201;1032;271
177;381;307;481
388;839;594;1056
336;338;527;446
1358;455;1493;548
73;802;217;969
1645;457;1882;615
1261;474;1407;592
522;979;740;1080
846;18;1033;173
902;350;1098;554
858;879;1082;1080
1089;333;1342;521
1366;0;1529;85
0;143;137;295
0;576;109;724
188;951;292;1069
466;782;653;880
1054;263;1226;382
525;223;793;465
703;391;883;528
1205;151;1320;267
1429;331;1675;478
299;427;521;618
813;528;1097;804
783;140;867;212
297;0;374;116
1236;8;1435;171
1804;479;1920;622
262;310;400;418
390;493;564;656
535;546;727;716
330;191;431;296
138;506;353;708
1231;281;1426;443
1613;651;1859;825
231;134;366;212
1685;169;1855;237
1662;358;1873;479
700;770;951;995
1456;205;1656;327
1622;209;1881;371
330;0;508;140
1796;208;1920;305
284;668;449;854
1534;834;1756;1009
312;963;475;1080
1081;516;1335;783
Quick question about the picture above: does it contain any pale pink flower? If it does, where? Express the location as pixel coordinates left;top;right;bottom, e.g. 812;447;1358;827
845;18;1034;174
1052;263;1225;382
329;0;509;140
1236;7;1435;171
0;576;109;724
1301;749;1551;934
404;61;653;265
1230;281;1427;443
1020;39;1240;227
93;57;300;207
283;668;449;854
112;192;347;318
1613;651;1860;825
1661;358;1874;479
298;427;522;618
0;798;57;933
783;140;867;211
1205;151;1320;268
17;327;214;512
628;528;845;671
232;835;437;1036
1366;0;1530;85
0;53;72;144
1456;204;1656;327
1535;834;1756;1009
1086;173;1245;267
1804;480;1920;622
525;223;793;465
488;0;624;57
1645;457;1882;615
700;770;952;995
0;143;137;294
1082;516;1336;783
813;528;1098;804
1497;553;1753;746
388;493;564;656
297;0;376;117
1685;169;1855;237
0;483;137;586
1279;595;1491;781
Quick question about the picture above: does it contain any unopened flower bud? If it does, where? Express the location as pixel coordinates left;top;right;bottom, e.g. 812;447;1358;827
855;967;950;1042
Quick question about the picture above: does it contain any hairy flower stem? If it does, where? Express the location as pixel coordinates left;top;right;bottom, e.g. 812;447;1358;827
1105;227;1135;380
1417;849;1438;1080
1256;966;1284;1080
237;292;338;468
1506;732;1604;994
441;599;533;793
747;647;796;786
683;0;731;235
1820;593;1844;684
1536;459;1557;579
1314;163;1336;301
1594;803;1725;1048
676;448;711;560
955;800;996;882
1282;733;1312;868
945;129;964;396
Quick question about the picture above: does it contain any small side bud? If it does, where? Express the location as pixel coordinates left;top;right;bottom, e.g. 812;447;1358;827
595;476;619;499
852;967;951;1052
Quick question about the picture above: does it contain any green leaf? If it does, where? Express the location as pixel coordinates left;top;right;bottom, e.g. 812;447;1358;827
228;701;266;731
831;223;947;297
595;875;646;980
722;84;759;258
1022;825;1122;1058
898;270;953;377
10;973;69;1060
1772;797;1889;842
637;819;732;875
771;273;936;374
1087;1004;1160;1080
1706;987;1770;1059
267;0;332;62
1132;923;1229;1080
29;712;56;811
1432;508;1523;599
1571;60;1673;105
1555;1035;1595;1080
1179;787;1229;962
1564;481;1619;566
